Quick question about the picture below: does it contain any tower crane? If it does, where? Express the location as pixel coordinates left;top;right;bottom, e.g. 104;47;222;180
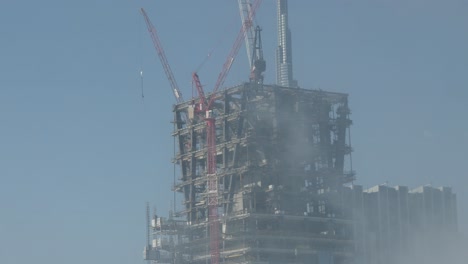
141;8;183;103
238;1;265;84
237;0;255;69
191;1;262;263
250;26;266;83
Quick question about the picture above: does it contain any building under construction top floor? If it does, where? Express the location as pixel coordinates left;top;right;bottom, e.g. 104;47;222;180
170;82;354;264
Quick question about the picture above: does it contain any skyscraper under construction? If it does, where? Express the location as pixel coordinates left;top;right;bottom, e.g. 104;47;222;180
142;1;458;264
168;82;354;264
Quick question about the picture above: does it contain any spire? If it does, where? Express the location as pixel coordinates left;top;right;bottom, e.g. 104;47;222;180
276;0;296;87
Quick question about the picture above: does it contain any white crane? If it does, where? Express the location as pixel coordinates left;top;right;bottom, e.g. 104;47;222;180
237;0;255;68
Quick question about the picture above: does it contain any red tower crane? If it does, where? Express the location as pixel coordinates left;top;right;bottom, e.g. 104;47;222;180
141;1;262;262
141;8;183;103
191;1;262;263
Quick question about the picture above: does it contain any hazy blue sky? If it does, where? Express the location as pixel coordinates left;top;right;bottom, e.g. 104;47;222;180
0;1;467;263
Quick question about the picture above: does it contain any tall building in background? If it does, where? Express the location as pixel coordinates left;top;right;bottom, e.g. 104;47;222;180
357;185;458;264
276;0;297;87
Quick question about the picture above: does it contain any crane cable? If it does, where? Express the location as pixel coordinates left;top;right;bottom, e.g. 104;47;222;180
140;69;144;99
137;8;145;101
194;11;241;74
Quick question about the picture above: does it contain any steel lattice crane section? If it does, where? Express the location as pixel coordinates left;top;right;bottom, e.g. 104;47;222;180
142;2;262;263
141;8;183;104
191;1;262;263
210;0;262;109
238;0;255;69
250;26;266;83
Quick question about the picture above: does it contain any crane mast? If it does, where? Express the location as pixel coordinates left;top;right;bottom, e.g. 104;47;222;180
143;1;262;263
191;72;220;264
250;26;266;83
190;1;262;263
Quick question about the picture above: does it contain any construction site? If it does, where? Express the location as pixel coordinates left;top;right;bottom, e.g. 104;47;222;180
141;1;458;264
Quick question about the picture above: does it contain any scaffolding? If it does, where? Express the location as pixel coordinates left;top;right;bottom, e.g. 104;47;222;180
169;82;354;264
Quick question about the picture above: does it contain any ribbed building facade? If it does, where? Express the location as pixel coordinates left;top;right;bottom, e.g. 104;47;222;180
276;0;296;87
349;184;458;264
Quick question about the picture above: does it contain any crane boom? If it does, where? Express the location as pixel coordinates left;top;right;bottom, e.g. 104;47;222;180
141;8;183;103
238;0;255;68
192;73;206;111
208;0;262;109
